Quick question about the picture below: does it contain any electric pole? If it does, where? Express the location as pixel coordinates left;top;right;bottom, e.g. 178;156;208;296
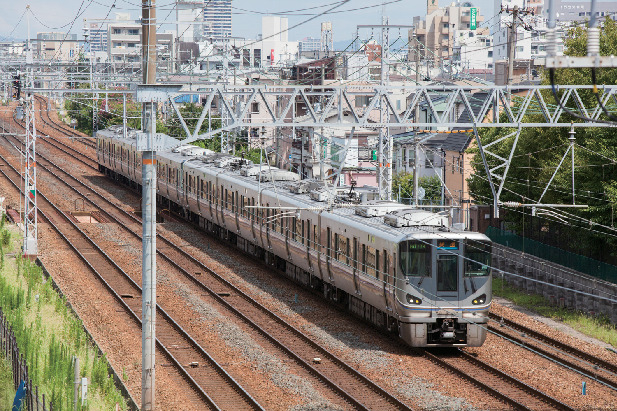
506;5;518;86
141;0;157;409
503;4;534;86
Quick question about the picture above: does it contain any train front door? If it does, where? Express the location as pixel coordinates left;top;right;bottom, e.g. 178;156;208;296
436;254;458;300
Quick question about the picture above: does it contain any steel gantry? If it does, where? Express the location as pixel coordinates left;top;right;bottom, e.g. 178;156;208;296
22;89;37;257
25;82;617;216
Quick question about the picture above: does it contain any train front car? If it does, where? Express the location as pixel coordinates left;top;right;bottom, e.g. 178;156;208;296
395;230;492;347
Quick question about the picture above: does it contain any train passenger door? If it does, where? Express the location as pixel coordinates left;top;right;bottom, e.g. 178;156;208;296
352;237;360;295
325;227;332;280
235;192;240;232
382;250;394;312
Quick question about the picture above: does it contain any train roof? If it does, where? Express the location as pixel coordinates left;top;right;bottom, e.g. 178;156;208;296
98;128;489;244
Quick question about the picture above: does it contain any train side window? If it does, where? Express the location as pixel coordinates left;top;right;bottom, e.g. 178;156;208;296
392;253;397;284
381;251;388;284
301;220;305;245
334;233;339;260
352;238;358;269
295;218;301;243
362;244;367;273
366;246;376;277
280;214;285;235
313;225;318;250
326;228;332;258
337;236;347;264
375;250;380;280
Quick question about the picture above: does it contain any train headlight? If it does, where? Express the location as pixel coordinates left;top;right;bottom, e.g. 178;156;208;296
472;294;487;305
406;294;422;305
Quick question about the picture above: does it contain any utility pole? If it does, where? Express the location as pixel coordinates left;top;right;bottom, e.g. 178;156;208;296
141;0;157;409
503;4;534;86
506;5;518;86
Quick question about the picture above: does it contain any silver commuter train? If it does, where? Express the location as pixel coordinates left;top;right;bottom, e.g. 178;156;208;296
96;126;492;347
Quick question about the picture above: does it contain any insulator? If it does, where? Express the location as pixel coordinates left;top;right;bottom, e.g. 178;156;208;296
587;27;600;57
502;201;521;207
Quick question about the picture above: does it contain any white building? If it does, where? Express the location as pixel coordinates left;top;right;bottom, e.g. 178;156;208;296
299;37;321;54
452;29;493;73
259;16;299;67
85;22;108;53
204;0;232;40
107;14;175;72
36;32;80;61
176;0;204;43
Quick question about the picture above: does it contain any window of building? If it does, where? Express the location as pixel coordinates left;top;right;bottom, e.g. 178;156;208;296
128;29;139;35
251;102;259;113
516;46;524;52
425;151;435;168
487;51;493;57
113;29;121;34
355;95;371;107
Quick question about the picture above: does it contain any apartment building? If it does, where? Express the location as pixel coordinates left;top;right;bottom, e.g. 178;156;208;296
411;0;487;65
203;0;232;40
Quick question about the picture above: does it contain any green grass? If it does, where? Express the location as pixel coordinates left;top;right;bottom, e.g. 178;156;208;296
0;221;129;410
493;277;617;348
0;356;15;410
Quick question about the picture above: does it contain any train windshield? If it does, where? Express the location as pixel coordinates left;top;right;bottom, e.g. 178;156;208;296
399;240;432;277
464;240;491;277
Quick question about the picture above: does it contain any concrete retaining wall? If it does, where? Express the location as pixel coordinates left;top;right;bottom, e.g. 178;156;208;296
492;244;617;324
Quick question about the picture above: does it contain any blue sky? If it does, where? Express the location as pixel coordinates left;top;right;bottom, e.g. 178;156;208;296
1;0;496;43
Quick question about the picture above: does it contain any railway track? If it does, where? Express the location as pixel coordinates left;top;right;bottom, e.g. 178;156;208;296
1;118;413;409
423;348;574;411
33;95;97;150
0;132;263;410
12;98;98;170
6;98;601;410
488;313;617;391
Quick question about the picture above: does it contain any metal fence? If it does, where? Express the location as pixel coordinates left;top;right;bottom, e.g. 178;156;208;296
0;309;52;411
486;226;617;285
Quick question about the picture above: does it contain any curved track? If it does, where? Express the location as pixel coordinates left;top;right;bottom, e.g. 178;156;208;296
2;110;412;410
0;139;261;410
33;95;96;149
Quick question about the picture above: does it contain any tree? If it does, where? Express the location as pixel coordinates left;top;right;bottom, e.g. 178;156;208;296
468;17;617;262
393;172;442;204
